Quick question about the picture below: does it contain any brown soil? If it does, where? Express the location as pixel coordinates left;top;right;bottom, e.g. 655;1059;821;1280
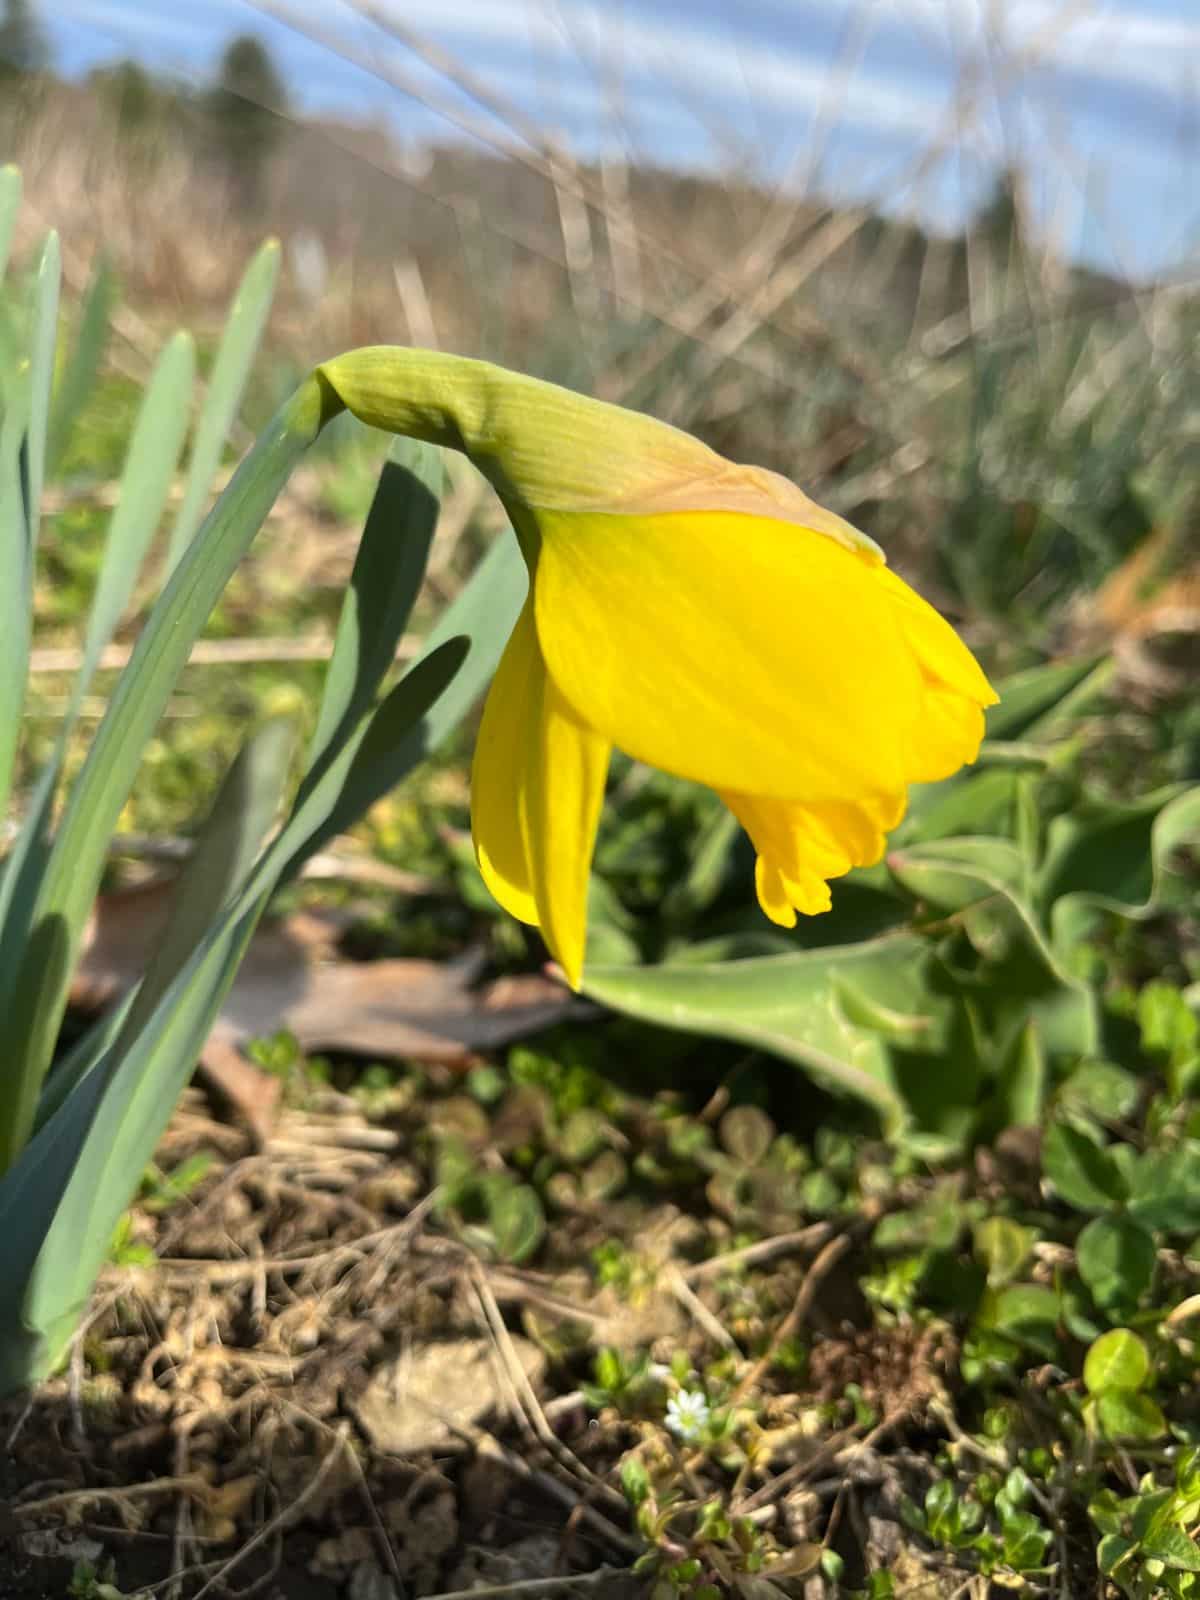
1;1081;945;1599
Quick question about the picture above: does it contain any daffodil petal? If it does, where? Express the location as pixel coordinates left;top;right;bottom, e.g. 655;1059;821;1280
875;565;998;705
534;508;923;802
755;859;800;927
904;686;987;785
471;601;542;927
726;789;891;923
470;599;611;988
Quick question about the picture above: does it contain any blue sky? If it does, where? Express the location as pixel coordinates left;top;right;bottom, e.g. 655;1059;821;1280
45;0;1200;278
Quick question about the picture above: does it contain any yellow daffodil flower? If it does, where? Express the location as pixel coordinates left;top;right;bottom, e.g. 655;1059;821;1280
317;348;998;988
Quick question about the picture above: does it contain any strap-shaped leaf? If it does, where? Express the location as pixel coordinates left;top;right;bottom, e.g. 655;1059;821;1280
164;240;280;572
47;253;114;474
67;330;196;721
24;232;59;559
0;235;57;821
984;654;1110;742
0;354;32;822
0;165;21;284
306;435;443;774
0;630;474;1391
0;719;294;1392
0;376;330;1171
282;526;525;875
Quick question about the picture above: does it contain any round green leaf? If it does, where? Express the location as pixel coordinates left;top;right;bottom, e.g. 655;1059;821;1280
1077;1215;1156;1310
1096;1389;1167;1442
1083;1328;1151;1394
975;1217;1036;1287
1043;1122;1128;1213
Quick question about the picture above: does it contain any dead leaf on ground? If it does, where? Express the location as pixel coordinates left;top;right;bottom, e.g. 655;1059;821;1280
352;1336;546;1455
73;878;585;1141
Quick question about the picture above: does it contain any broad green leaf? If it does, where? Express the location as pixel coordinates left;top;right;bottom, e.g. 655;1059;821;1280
1096;1535;1136;1576
980;1283;1061;1359
886;837;1027;911
1046;786;1200;956
1140;1529;1200;1572
47;253;114;473
585;933;949;1131
1083;1328;1151;1393
1095;1390;1167;1442
899;767;1019;846
164;240;280;571
1128;1145;1200;1233
1042;1121;1127;1213
1077;1215;1156;1311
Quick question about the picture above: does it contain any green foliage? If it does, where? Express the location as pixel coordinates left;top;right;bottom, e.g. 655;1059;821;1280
1091;1449;1200;1600
0;197;526;1392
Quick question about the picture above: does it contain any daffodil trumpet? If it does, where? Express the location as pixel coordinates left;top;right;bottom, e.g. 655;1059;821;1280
316;348;998;988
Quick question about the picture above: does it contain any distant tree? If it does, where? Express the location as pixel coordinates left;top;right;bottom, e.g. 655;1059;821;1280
206;33;288;210
973;167;1028;259
0;0;48;80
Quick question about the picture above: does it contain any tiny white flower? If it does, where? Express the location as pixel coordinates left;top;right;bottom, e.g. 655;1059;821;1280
665;1388;710;1442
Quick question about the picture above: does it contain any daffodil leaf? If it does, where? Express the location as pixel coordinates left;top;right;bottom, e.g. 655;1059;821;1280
0;164;22;282
164;240;280;572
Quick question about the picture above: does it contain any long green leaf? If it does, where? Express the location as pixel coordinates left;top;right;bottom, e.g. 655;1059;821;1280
47;253;114;474
0;633;471;1392
0;165;21;285
0;719;294;1390
1048;785;1200;955
0;375;331;1173
281;526;525;875
0;235;57;821
164;240;280;572
118;720;294;1052
24;232;59;556
0;348;31;822
67;330;196;719
985;654;1110;741
307;435;443;773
